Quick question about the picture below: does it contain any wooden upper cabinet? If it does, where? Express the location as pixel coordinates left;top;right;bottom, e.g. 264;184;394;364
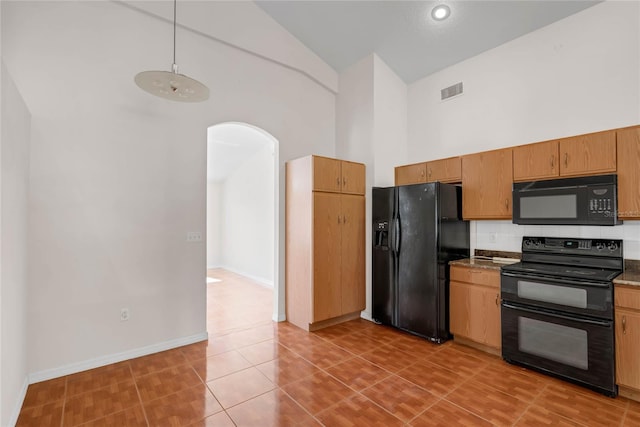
617;126;640;219
313;156;342;193
395;162;426;185
462;149;513;219
513;140;559;181
341;161;366;195
558;130;616;177
426;157;462;183
312;156;365;195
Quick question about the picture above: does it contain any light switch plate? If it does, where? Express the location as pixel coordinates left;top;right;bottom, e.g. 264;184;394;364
187;231;203;242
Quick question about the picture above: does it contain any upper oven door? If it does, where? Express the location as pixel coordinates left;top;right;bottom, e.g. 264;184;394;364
501;271;613;319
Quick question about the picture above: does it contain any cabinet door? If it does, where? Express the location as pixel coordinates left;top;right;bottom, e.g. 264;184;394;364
616;309;640;389
462;149;513;219
617;127;640;219
395;163;427;186
313;156;342;193
558;131;616;177
341;161;366;195
313;192;342;321
513;140;559;181
482;287;502;349
426;157;461;183
340;195;365;314
449;281;471;338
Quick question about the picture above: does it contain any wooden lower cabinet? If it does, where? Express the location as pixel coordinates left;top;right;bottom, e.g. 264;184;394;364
449;266;501;350
615;285;640;399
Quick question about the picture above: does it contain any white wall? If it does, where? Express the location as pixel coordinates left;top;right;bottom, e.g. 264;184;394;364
337;54;408;318
1;63;30;427
407;1;640;259
206;182;222;268
221;145;275;285
2;1;336;378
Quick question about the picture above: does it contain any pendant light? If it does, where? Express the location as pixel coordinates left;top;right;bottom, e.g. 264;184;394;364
135;0;209;102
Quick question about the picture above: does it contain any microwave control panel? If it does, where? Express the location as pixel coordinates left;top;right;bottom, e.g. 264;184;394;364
588;187;616;219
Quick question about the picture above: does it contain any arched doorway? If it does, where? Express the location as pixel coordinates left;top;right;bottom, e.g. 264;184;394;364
206;122;280;324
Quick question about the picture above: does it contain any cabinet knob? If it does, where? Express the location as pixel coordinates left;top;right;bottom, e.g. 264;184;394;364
343;177;346;187
337;215;341;224
550;155;555;169
505;198;509;211
495;293;499;307
336;177;340;187
343;215;347;224
623;315;627;334
564;153;569;167
428;168;432;178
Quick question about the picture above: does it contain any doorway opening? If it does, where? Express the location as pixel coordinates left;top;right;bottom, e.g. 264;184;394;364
206;122;279;332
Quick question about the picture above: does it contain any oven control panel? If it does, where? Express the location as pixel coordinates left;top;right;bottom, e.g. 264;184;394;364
522;237;623;257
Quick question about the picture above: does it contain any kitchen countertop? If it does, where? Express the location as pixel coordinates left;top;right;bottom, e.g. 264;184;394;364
614;260;640;287
449;257;519;271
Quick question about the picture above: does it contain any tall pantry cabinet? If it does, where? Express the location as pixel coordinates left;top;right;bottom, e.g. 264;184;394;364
286;155;366;331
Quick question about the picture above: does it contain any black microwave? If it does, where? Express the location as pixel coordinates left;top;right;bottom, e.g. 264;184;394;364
512;174;621;226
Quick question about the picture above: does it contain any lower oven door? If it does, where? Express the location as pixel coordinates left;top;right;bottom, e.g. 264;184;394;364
501;302;616;396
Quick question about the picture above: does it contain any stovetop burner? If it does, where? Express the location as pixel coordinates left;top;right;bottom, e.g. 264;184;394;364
502;261;621;282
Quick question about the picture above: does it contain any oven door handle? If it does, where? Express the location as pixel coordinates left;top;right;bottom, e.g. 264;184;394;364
501;271;611;288
501;302;613;327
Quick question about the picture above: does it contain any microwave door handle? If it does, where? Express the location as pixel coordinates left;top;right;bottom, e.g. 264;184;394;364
501;303;612;327
501;271;611;288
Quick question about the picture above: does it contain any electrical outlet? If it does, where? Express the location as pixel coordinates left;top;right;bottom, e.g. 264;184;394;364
186;231;203;242
120;308;130;321
489;232;497;243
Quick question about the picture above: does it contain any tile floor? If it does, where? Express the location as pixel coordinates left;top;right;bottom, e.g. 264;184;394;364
17;269;639;426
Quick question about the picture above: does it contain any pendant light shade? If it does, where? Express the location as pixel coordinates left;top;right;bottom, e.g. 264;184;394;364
135;0;209;102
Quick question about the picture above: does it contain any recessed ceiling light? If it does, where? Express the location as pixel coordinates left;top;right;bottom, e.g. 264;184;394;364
431;4;451;21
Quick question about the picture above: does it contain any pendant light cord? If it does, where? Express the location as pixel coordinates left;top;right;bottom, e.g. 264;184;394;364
173;0;177;66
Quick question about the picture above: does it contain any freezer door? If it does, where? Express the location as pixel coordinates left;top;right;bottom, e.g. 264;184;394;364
372;187;396;325
396;184;439;338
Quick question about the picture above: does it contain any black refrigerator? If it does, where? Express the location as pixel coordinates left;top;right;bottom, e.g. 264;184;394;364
372;182;469;342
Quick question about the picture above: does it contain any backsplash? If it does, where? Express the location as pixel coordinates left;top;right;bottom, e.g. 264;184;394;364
474;220;640;260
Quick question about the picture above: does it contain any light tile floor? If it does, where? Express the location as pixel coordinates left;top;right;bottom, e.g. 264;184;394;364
17;269;640;426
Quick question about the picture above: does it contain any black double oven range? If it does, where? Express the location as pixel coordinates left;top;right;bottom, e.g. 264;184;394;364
500;236;623;397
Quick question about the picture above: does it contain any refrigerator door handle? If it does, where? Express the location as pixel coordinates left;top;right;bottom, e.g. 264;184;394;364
393;217;401;253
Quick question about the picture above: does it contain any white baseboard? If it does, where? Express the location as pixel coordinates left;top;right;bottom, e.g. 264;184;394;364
8;376;29;427
28;331;208;384
219;265;274;288
274;312;286;322
206;264;222;270
360;311;374;322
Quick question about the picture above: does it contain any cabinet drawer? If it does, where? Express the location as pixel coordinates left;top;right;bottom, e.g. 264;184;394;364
450;266;500;288
616;286;640;311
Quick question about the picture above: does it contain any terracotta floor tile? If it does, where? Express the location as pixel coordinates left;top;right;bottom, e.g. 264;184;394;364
515;404;587;427
135;364;203;402
340;318;379;332
22;377;66;407
316;395;404;427
281;371;356;415
224;324;275;348
236;340;293;365
427;346;489;378
409;399;493;427
128;348;188;377
360;345;418;373
285;338;355;369
63;380;140;426
396;360;466;397
180;339;236;362
390;333;444;360
191;350;252;382
361;375;438;422
473;361;547;403
256;354;322;386
66;361;133;397
445;379;529;426
207;367;275;409
227;388;317;426
188;411;236;426
77;405;147;427
535;383;625;426
311;323;354;341
355;324;402;346
625;399;640;426
325;357;391;391
328;332;388;355
143;383;223;426
16;400;64;427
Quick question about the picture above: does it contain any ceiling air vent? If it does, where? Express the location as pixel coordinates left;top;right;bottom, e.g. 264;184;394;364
441;82;463;100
